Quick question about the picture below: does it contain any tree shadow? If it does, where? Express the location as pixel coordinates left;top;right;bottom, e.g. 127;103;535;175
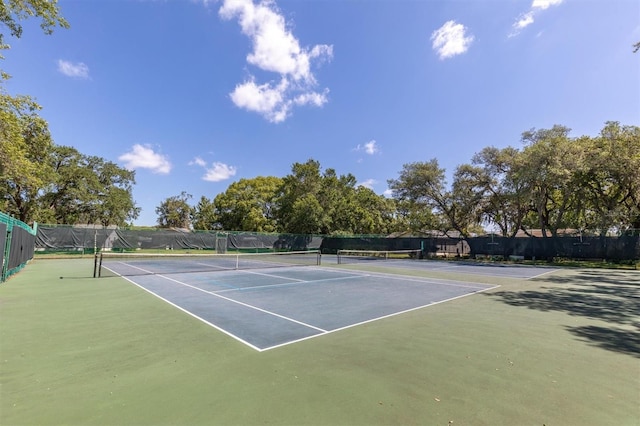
486;270;640;357
566;325;640;358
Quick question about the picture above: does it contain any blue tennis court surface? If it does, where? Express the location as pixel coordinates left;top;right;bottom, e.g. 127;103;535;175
336;257;557;279
110;265;498;351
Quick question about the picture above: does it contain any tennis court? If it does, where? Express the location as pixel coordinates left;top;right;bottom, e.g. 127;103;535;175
98;251;497;351
337;253;557;279
4;256;639;425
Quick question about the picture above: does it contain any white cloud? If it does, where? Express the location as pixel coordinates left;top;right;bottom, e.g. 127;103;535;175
431;21;474;60
203;162;237;182
57;59;90;79
354;140;380;155
190;156;237;182
358;179;376;189
219;0;333;122
189;157;207;167
510;0;564;37
532;0;563;11
514;12;535;30
230;77;289;123
118;144;171;174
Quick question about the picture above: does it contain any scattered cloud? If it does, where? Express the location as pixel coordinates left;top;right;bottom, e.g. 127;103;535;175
189;157;207;167
189;156;237;182
510;0;564;37
354;140;380;155
57;59;90;79
431;21;474;60
219;0;333;123
203;162;237;182
358;179;377;189
119;144;172;174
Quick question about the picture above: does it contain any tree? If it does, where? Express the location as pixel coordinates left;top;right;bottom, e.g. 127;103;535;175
579;122;640;234
0;0;69;61
387;159;479;236
90;159;140;226
518;125;585;237
191;196;218;231
469;146;530;237
156;192;192;229
276;160;327;234
0;94;53;222
212;176;282;232
348;186;397;234
275;159;397;235
32;146;139;226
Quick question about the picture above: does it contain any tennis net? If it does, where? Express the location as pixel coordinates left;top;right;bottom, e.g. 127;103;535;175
336;249;422;265
94;250;321;277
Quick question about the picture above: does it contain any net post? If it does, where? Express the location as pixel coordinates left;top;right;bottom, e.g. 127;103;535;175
93;252;99;278
98;252;104;278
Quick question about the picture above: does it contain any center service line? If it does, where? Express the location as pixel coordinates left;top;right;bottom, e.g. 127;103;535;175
155;273;328;333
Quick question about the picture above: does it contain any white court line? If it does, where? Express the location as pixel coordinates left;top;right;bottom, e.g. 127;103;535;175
155;273;328;333
104;264;499;352
240;269;306;282
528;268;560;279
322;265;494;290
111;272;263;351
215;274;366;294
389;260;558;279
260;283;501;352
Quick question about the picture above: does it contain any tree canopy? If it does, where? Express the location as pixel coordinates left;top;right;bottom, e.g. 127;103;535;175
151;122;640;237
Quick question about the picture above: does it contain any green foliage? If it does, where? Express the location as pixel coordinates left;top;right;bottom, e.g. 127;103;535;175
212;176;282;232
471;146;529;237
387;159;479;236
0;92;53;222
273;159;395;235
386;123;640;237
156;192;192;229
190;196;217;231
0;121;140;225
0;0;69;60
39;146;139;226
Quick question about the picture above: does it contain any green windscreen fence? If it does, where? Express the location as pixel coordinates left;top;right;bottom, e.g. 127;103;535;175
35;226;323;253
1;212;37;282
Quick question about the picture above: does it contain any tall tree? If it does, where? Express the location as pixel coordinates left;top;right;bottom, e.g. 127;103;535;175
519;125;584;237
348;186;397;235
156;192;192;229
387;159;479;236
212;176;282;232
276;160;327;234
191;196;218;231
91;159;140;226
0;95;53;222
34;146;139;226
579;122;640;234
470;146;530;237
387;159;446;233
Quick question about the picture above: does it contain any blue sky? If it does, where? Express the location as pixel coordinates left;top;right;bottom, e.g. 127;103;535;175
4;0;640;226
